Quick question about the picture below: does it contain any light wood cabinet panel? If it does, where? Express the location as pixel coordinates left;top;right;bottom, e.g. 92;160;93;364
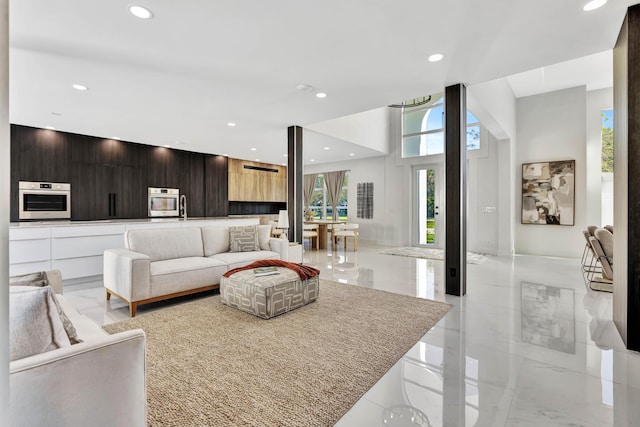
228;159;287;202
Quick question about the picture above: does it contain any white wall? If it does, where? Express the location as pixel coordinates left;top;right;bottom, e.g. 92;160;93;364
468;77;517;141
1;0;9;421
586;87;614;228
469;132;501;255
515;86;587;258
306;107;390;154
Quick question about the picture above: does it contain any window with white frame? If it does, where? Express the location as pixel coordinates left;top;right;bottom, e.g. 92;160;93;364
309;173;348;220
401;94;480;158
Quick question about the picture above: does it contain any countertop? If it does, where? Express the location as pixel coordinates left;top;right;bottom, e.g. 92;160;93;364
9;216;258;228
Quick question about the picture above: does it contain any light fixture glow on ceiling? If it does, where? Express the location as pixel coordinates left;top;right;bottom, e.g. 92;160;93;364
428;53;444;62
310;159;315;162
316;92;327;98
250;147;257;151
72;84;88;91
227;122;236;127
129;5;153;19
283;154;288;157
349;153;355;156
583;0;607;11
296;84;314;92
323;146;330;150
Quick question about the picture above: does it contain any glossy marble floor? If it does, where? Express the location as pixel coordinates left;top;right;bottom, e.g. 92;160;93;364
64;242;640;427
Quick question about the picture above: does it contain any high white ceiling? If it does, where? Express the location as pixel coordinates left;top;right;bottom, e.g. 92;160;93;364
8;0;633;166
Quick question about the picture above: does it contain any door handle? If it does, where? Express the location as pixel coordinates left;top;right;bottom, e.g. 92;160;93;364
108;193;116;217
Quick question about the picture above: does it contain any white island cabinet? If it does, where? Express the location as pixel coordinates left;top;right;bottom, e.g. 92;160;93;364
51;224;126;279
9;217;260;281
9;227;51;276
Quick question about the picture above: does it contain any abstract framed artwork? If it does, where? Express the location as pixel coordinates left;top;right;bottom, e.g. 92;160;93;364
521;160;575;225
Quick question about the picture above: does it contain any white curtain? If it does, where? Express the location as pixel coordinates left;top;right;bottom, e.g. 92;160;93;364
324;170;346;220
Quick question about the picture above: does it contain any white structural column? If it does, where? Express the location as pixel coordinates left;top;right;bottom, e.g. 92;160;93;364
1;0;10;422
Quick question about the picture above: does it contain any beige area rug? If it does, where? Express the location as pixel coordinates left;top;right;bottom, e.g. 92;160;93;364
103;279;451;427
379;246;489;264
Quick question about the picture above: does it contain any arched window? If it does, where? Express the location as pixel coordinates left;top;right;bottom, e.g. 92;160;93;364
401;94;480;158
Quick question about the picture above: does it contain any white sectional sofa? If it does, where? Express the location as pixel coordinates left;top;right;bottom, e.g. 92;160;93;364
9;270;147;427
103;225;290;316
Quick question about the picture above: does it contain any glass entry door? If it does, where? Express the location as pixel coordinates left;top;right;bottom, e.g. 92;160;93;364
415;166;444;248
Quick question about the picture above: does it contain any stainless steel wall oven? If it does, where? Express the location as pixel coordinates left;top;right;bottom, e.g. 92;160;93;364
148;187;180;217
19;181;71;220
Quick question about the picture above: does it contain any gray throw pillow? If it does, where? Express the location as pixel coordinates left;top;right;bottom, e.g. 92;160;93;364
9;271;49;287
9;272;82;344
9;286;71;361
229;225;260;252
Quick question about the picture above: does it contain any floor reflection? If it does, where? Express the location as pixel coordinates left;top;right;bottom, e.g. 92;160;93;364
521;281;575;354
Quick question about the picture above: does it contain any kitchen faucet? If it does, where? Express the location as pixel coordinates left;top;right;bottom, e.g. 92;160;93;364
179;195;187;220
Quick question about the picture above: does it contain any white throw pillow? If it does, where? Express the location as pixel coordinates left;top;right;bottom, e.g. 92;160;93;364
258;225;272;251
9;286;71;361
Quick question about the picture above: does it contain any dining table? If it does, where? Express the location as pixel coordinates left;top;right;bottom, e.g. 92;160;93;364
303;219;345;250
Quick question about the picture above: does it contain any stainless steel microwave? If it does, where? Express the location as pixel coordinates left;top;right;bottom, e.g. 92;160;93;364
19;181;71;220
148;187;179;217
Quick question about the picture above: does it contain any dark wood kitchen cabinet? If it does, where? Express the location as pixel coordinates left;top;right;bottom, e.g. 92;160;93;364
205;154;229;217
69;135;146;220
10;126;71;221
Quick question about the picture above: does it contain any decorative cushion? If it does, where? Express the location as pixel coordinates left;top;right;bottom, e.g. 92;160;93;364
9;272;82;344
258;225;272;251
229;225;260;252
9;271;49;287
9;286;71;361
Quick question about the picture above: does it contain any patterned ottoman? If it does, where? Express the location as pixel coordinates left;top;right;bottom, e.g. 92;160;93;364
220;267;319;319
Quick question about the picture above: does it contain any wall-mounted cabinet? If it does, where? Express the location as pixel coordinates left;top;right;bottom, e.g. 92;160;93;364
10;125;227;222
228;159;287;202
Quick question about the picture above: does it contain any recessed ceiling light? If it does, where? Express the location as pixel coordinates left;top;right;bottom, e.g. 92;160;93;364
45;126;56;130
250;148;257;151
324;146;330;150
428;53;444;62
310;159;315;162
129;5;153;19
316;92;327;98
349;153;355;156
583;0;607;11
72;84;88;91
227;122;236;127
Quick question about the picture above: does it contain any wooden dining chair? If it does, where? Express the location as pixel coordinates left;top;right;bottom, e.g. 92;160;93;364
303;223;319;250
333;223;359;251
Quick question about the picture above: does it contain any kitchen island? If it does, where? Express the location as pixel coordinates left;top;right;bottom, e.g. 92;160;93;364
9;217;261;281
